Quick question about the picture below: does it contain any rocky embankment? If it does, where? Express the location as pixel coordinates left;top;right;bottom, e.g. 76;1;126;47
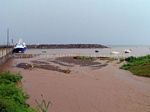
27;44;108;49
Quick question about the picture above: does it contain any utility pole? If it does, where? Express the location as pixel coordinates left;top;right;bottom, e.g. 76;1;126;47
7;28;9;47
6;28;10;54
11;38;14;45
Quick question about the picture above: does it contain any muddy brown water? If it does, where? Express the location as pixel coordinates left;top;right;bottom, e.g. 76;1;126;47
1;57;150;112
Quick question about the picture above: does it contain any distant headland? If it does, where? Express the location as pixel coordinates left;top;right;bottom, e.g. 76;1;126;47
27;44;108;49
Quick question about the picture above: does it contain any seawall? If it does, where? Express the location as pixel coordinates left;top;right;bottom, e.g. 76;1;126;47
0;48;12;67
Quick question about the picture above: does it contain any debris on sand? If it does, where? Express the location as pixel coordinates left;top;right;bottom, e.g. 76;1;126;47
33;64;71;74
13;54;39;58
49;60;74;67
16;63;34;69
73;56;95;60
16;62;71;74
55;56;108;69
31;60;50;65
95;50;99;53
56;57;100;66
16;56;109;73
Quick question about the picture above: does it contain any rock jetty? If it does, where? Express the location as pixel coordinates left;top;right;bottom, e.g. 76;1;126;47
27;44;108;49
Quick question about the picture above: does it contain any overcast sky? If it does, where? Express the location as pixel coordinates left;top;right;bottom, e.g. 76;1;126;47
0;0;150;45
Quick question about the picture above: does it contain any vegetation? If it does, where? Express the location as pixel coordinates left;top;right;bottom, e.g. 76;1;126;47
0;71;36;112
121;55;150;77
35;94;52;112
0;72;50;112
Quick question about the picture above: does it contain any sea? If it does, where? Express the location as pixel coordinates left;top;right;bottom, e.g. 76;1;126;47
25;45;150;58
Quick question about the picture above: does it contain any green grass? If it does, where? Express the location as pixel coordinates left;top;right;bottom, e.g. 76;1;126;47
0;71;36;112
121;55;150;77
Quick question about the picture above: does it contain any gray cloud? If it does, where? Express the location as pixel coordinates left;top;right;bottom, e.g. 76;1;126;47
0;0;150;45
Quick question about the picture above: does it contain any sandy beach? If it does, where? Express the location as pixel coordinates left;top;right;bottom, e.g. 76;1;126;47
1;55;150;112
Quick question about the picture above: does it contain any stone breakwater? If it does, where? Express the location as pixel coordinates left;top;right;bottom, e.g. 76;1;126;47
27;44;108;49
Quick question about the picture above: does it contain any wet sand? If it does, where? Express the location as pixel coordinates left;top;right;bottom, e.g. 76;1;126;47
2;57;150;112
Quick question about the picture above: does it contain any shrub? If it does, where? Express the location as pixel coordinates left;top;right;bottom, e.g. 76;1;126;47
0;84;26;104
0;98;18;112
0;79;12;85
125;56;137;62
0;98;36;112
0;72;22;83
121;55;150;77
